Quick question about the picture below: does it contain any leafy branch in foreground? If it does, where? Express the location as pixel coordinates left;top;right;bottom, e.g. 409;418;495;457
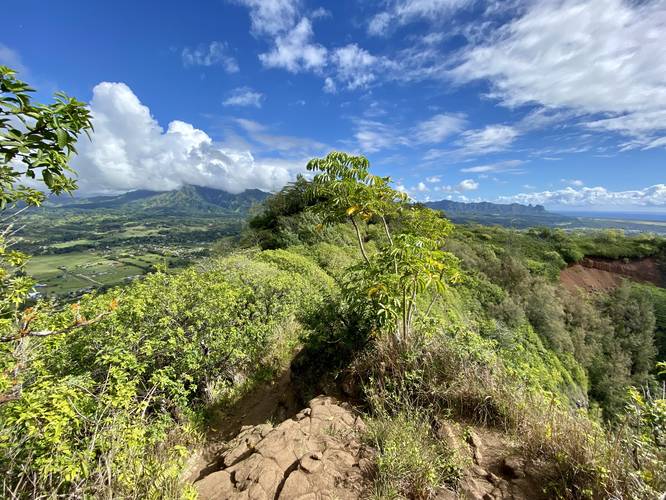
306;151;462;346
0;66;94;404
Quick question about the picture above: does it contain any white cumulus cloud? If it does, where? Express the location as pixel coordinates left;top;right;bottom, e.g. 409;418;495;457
499;184;666;208
458;179;479;191
72;82;301;195
259;18;327;72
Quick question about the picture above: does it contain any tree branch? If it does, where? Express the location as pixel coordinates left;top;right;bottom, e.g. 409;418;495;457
0;311;110;342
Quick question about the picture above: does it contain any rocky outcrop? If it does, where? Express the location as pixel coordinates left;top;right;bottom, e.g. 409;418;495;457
191;394;546;499
194;396;372;499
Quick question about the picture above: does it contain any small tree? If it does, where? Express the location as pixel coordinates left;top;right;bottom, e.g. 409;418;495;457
307;152;407;262
306;151;462;346
0;66;94;403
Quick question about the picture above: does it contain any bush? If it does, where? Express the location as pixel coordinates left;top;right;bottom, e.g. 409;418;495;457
366;409;462;499
0;251;336;497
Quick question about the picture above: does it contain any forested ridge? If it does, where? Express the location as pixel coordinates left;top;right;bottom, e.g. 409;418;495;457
1;68;665;499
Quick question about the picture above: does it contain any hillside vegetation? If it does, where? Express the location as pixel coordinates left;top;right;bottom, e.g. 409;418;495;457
1;152;664;498
1;72;664;499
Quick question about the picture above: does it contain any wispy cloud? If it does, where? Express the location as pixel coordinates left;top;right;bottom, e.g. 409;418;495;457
223;87;264;108
457;125;518;155
232;0;301;36
452;0;666;148
182;41;239;72
233;117;327;156
0;44;27;74
561;178;585;187
368;0;473;36
331;44;379;90
354;119;409;153
415;113;466;144
460;159;525;173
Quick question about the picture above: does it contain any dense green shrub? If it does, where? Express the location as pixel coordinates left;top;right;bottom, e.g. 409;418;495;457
0;251;335;497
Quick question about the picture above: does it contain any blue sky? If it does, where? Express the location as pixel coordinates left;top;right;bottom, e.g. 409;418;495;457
2;0;665;211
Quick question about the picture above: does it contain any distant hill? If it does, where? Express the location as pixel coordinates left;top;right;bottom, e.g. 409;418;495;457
423;199;574;228
425;199;548;216
47;185;270;215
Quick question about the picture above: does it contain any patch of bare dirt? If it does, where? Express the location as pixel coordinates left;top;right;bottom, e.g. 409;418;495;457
436;422;547;500
183;368;301;485
560;256;664;293
191;396;372;499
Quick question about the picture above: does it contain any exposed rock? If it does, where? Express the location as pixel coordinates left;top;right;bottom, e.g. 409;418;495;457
458;426;546;500
466;429;485;464
194;396;370;499
502;456;526;479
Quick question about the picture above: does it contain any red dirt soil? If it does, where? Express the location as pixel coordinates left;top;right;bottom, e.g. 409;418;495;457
560;256;664;293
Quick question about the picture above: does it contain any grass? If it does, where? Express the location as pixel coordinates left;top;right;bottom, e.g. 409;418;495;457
356;326;660;499
25;251;169;296
365;408;463;499
51;238;95;249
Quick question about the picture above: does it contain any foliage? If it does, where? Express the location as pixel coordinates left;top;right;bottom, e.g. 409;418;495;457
445;224;664;420
0;66;93;207
1;140;664;498
356;313;662;499
246;175;316;249
366;409;462;499
306;152;462;345
1;67;93;405
0;250;335;496
588;283;657;417
621;386;666;495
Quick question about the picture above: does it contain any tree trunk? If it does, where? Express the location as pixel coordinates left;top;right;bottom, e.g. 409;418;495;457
406;281;417;339
381;216;394;246
349;216;370;264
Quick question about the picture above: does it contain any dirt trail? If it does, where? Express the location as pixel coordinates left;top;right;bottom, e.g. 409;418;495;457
185;376;547;499
183;350;548;499
184;368;301;484
188;395;371;499
433;421;546;499
460;426;546;499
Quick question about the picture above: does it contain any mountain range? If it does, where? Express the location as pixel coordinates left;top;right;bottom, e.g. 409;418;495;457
424;199;549;216
48;185;271;215
50;185;557;218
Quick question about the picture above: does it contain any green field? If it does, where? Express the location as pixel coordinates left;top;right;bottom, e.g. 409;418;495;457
14;204;245;298
25;251;170;296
